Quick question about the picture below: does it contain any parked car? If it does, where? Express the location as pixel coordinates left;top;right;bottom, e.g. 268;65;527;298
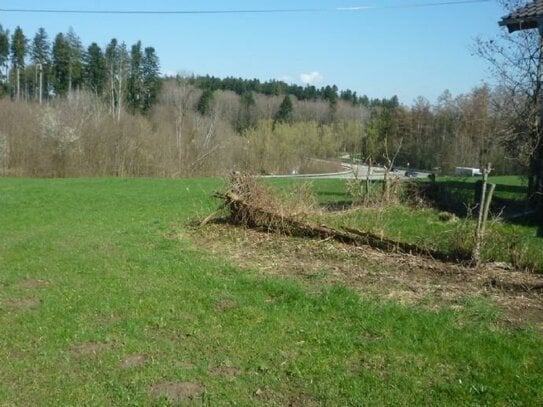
404;170;418;178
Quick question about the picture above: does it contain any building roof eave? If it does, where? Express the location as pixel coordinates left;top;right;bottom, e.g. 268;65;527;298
499;17;540;33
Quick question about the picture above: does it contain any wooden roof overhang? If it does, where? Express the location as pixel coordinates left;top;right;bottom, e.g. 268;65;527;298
499;0;543;33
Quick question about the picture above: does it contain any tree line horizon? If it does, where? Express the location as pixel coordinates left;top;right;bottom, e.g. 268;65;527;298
0;24;403;111
0;17;539;213
0;24;161;116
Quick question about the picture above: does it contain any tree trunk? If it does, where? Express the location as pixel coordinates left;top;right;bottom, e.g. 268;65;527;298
536;144;543;231
16;67;20;101
536;33;543;231
39;66;43;105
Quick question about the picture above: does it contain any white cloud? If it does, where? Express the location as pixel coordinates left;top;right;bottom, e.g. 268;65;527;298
300;71;324;85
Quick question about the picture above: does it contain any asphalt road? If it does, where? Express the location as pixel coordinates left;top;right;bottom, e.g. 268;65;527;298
264;163;431;180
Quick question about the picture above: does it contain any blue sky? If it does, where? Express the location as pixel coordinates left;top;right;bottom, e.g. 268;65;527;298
0;0;507;104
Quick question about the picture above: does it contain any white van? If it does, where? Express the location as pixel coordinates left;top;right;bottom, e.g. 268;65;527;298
454;167;482;176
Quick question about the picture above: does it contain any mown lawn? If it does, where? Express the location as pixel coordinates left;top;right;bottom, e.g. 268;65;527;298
1;177;542;405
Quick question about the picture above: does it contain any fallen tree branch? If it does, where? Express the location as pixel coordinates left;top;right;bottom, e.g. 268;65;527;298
214;190;470;263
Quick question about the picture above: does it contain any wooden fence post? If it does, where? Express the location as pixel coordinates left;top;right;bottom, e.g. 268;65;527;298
472;163;493;266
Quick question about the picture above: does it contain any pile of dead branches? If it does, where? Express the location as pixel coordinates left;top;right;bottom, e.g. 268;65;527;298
213;173;293;229
209;174;469;263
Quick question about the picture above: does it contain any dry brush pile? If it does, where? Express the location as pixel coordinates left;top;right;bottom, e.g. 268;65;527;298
193;175;543;326
210;174;471;263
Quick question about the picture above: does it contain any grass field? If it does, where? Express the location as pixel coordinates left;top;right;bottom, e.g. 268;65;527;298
436;175;529;202
1;177;542;405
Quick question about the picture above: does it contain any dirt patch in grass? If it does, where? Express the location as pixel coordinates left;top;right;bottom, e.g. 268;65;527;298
71;342;114;356
209;366;242;377
16;279;49;289
254;386;319;406
95;314;124;326
4;298;40;310
215;299;237;311
188;224;543;328
120;354;147;368
149;382;205;403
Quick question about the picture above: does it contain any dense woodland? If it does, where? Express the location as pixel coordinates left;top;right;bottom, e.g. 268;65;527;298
0;24;536;190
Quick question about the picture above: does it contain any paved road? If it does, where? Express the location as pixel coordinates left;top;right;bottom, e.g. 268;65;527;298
263;163;431;180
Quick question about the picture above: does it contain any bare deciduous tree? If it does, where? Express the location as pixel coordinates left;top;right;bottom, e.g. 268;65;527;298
476;0;543;209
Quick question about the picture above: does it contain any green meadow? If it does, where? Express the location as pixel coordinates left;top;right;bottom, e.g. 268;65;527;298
1;177;542;405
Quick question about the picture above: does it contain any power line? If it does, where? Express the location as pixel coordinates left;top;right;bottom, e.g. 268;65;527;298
0;8;322;15
339;0;493;11
0;1;494;16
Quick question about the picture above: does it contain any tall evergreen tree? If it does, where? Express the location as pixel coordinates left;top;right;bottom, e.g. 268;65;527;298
197;89;214;116
105;38;119;115
274;95;294;125
10;26;27;100
31;28;51;101
84;42;106;95
141;46;161;113
31;28;50;65
127;41;143;113
323;85;338;106
0;25;9;94
66;28;84;93
236;91;257;133
52;33;71;97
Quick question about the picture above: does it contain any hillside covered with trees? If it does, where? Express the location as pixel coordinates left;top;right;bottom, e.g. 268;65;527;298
0;23;533;188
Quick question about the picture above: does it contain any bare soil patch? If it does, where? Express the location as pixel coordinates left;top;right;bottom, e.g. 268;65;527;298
215;299;237;311
254;386;319;406
4;298;40;310
149;382;205;404
71;342;113;356
120;354;147;368
95;314;124;326
210;366;242;377
16;279;49;289
188;224;543;328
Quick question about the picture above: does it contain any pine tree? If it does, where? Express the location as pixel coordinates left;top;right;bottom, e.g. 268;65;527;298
10;26;27;100
127;41;143;113
31;28;51;102
0;25;9;94
274;95;293;125
236;91;256;132
84;42;106;95
66;28;84;93
52;33;70;97
197;89;214;116
141;46;161;113
105;39;119;115
323;85;338;106
31;28;50;65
